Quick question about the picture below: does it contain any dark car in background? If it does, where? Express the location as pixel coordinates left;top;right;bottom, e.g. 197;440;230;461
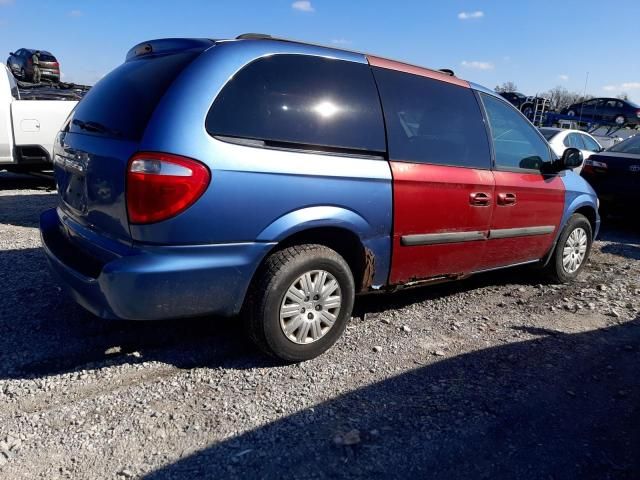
499;91;528;109
581;134;640;213
499;91;551;121
6;49;60;83
562;98;640;127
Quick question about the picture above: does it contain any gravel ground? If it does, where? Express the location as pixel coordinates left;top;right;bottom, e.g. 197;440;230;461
0;172;638;479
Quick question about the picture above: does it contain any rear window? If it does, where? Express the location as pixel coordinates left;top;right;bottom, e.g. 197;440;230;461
206;55;386;153
69;52;198;140
39;53;56;62
609;135;640;154
372;67;491;168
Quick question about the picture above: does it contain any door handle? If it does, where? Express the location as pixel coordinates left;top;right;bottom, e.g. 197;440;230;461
497;193;517;206
469;192;491;206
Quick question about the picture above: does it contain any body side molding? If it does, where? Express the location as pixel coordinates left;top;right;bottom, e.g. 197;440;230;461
401;226;555;246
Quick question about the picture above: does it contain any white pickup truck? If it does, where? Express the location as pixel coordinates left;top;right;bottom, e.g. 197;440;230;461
0;65;88;172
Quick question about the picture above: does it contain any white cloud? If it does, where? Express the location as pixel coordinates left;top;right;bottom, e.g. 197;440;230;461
458;11;484;20
603;82;640;92
68;9;82;17
291;1;314;12
331;39;351;45
461;60;494;71
558;74;569;81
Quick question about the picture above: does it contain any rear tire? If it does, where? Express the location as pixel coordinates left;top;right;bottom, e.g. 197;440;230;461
614;115;625;125
245;244;355;362
546;214;592;283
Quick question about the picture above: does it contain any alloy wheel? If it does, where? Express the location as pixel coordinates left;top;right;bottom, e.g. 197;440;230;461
279;270;342;344
562;227;588;273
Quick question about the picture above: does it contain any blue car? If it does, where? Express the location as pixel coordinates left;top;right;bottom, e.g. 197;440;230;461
41;35;599;361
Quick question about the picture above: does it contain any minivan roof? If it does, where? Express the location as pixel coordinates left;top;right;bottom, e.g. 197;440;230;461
229;33;464;83
127;34;474;90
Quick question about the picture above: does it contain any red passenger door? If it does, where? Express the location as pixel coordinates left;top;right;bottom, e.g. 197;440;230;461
390;163;494;283
369;59;495;285
480;93;565;269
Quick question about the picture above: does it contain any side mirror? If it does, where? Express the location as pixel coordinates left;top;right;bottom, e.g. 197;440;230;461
9;52;14;56
562;147;584;169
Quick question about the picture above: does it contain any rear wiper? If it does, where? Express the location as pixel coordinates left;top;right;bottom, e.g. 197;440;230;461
72;119;121;137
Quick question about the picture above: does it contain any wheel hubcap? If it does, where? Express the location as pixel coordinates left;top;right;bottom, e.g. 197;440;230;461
562;227;588;274
279;270;342;345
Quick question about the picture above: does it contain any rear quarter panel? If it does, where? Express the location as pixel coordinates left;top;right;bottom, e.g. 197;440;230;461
135;41;394;287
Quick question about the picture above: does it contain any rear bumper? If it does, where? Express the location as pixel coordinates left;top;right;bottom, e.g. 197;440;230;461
40;208;274;320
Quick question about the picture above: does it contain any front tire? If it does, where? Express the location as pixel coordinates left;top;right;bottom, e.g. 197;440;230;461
546;214;592;283
245;244;355;362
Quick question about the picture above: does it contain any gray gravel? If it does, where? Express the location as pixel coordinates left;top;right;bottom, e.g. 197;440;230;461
0;172;638;479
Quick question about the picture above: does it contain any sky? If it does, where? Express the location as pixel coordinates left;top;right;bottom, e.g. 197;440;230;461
1;0;639;103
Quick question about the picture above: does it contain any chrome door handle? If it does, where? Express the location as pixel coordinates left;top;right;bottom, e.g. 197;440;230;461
497;193;517;206
469;192;491;206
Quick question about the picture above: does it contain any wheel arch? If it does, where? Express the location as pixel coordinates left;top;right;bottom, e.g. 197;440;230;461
573;204;598;235
254;206;391;293
542;197;599;267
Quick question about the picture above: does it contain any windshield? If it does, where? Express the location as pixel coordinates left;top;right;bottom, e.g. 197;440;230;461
608;135;640;155
539;129;559;141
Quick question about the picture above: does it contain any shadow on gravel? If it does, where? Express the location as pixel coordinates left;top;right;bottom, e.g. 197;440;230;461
0;246;281;380
0;172;54;191
0;242;553;382
598;217;640;261
598;217;640;245
0;173;56;228
148;319;640;480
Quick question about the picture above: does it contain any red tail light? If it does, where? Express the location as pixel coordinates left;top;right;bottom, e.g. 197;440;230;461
636;109;640;118
127;152;210;224
582;158;608;175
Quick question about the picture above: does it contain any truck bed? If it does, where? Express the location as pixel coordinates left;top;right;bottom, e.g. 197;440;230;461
1;65;91;168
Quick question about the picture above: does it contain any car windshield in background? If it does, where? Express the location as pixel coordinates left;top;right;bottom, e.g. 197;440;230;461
539;129;559;141
69;51;199;140
608;135;640;155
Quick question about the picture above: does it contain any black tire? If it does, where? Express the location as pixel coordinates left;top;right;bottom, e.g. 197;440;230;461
245;244;355;362
546;213;592;283
614;115;625;125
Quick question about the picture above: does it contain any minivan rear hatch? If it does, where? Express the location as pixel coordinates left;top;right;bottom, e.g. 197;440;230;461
54;39;213;244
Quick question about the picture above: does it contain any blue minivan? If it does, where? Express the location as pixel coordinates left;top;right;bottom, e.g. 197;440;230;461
41;35;599;361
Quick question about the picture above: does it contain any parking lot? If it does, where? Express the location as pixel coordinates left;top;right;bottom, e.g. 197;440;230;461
0;172;638;479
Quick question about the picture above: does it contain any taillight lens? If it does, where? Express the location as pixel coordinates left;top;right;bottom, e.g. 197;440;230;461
127;152;210;224
583;158;608;175
636;109;640;118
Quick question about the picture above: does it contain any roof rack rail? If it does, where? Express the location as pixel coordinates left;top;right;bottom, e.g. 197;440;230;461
233;33;460;80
